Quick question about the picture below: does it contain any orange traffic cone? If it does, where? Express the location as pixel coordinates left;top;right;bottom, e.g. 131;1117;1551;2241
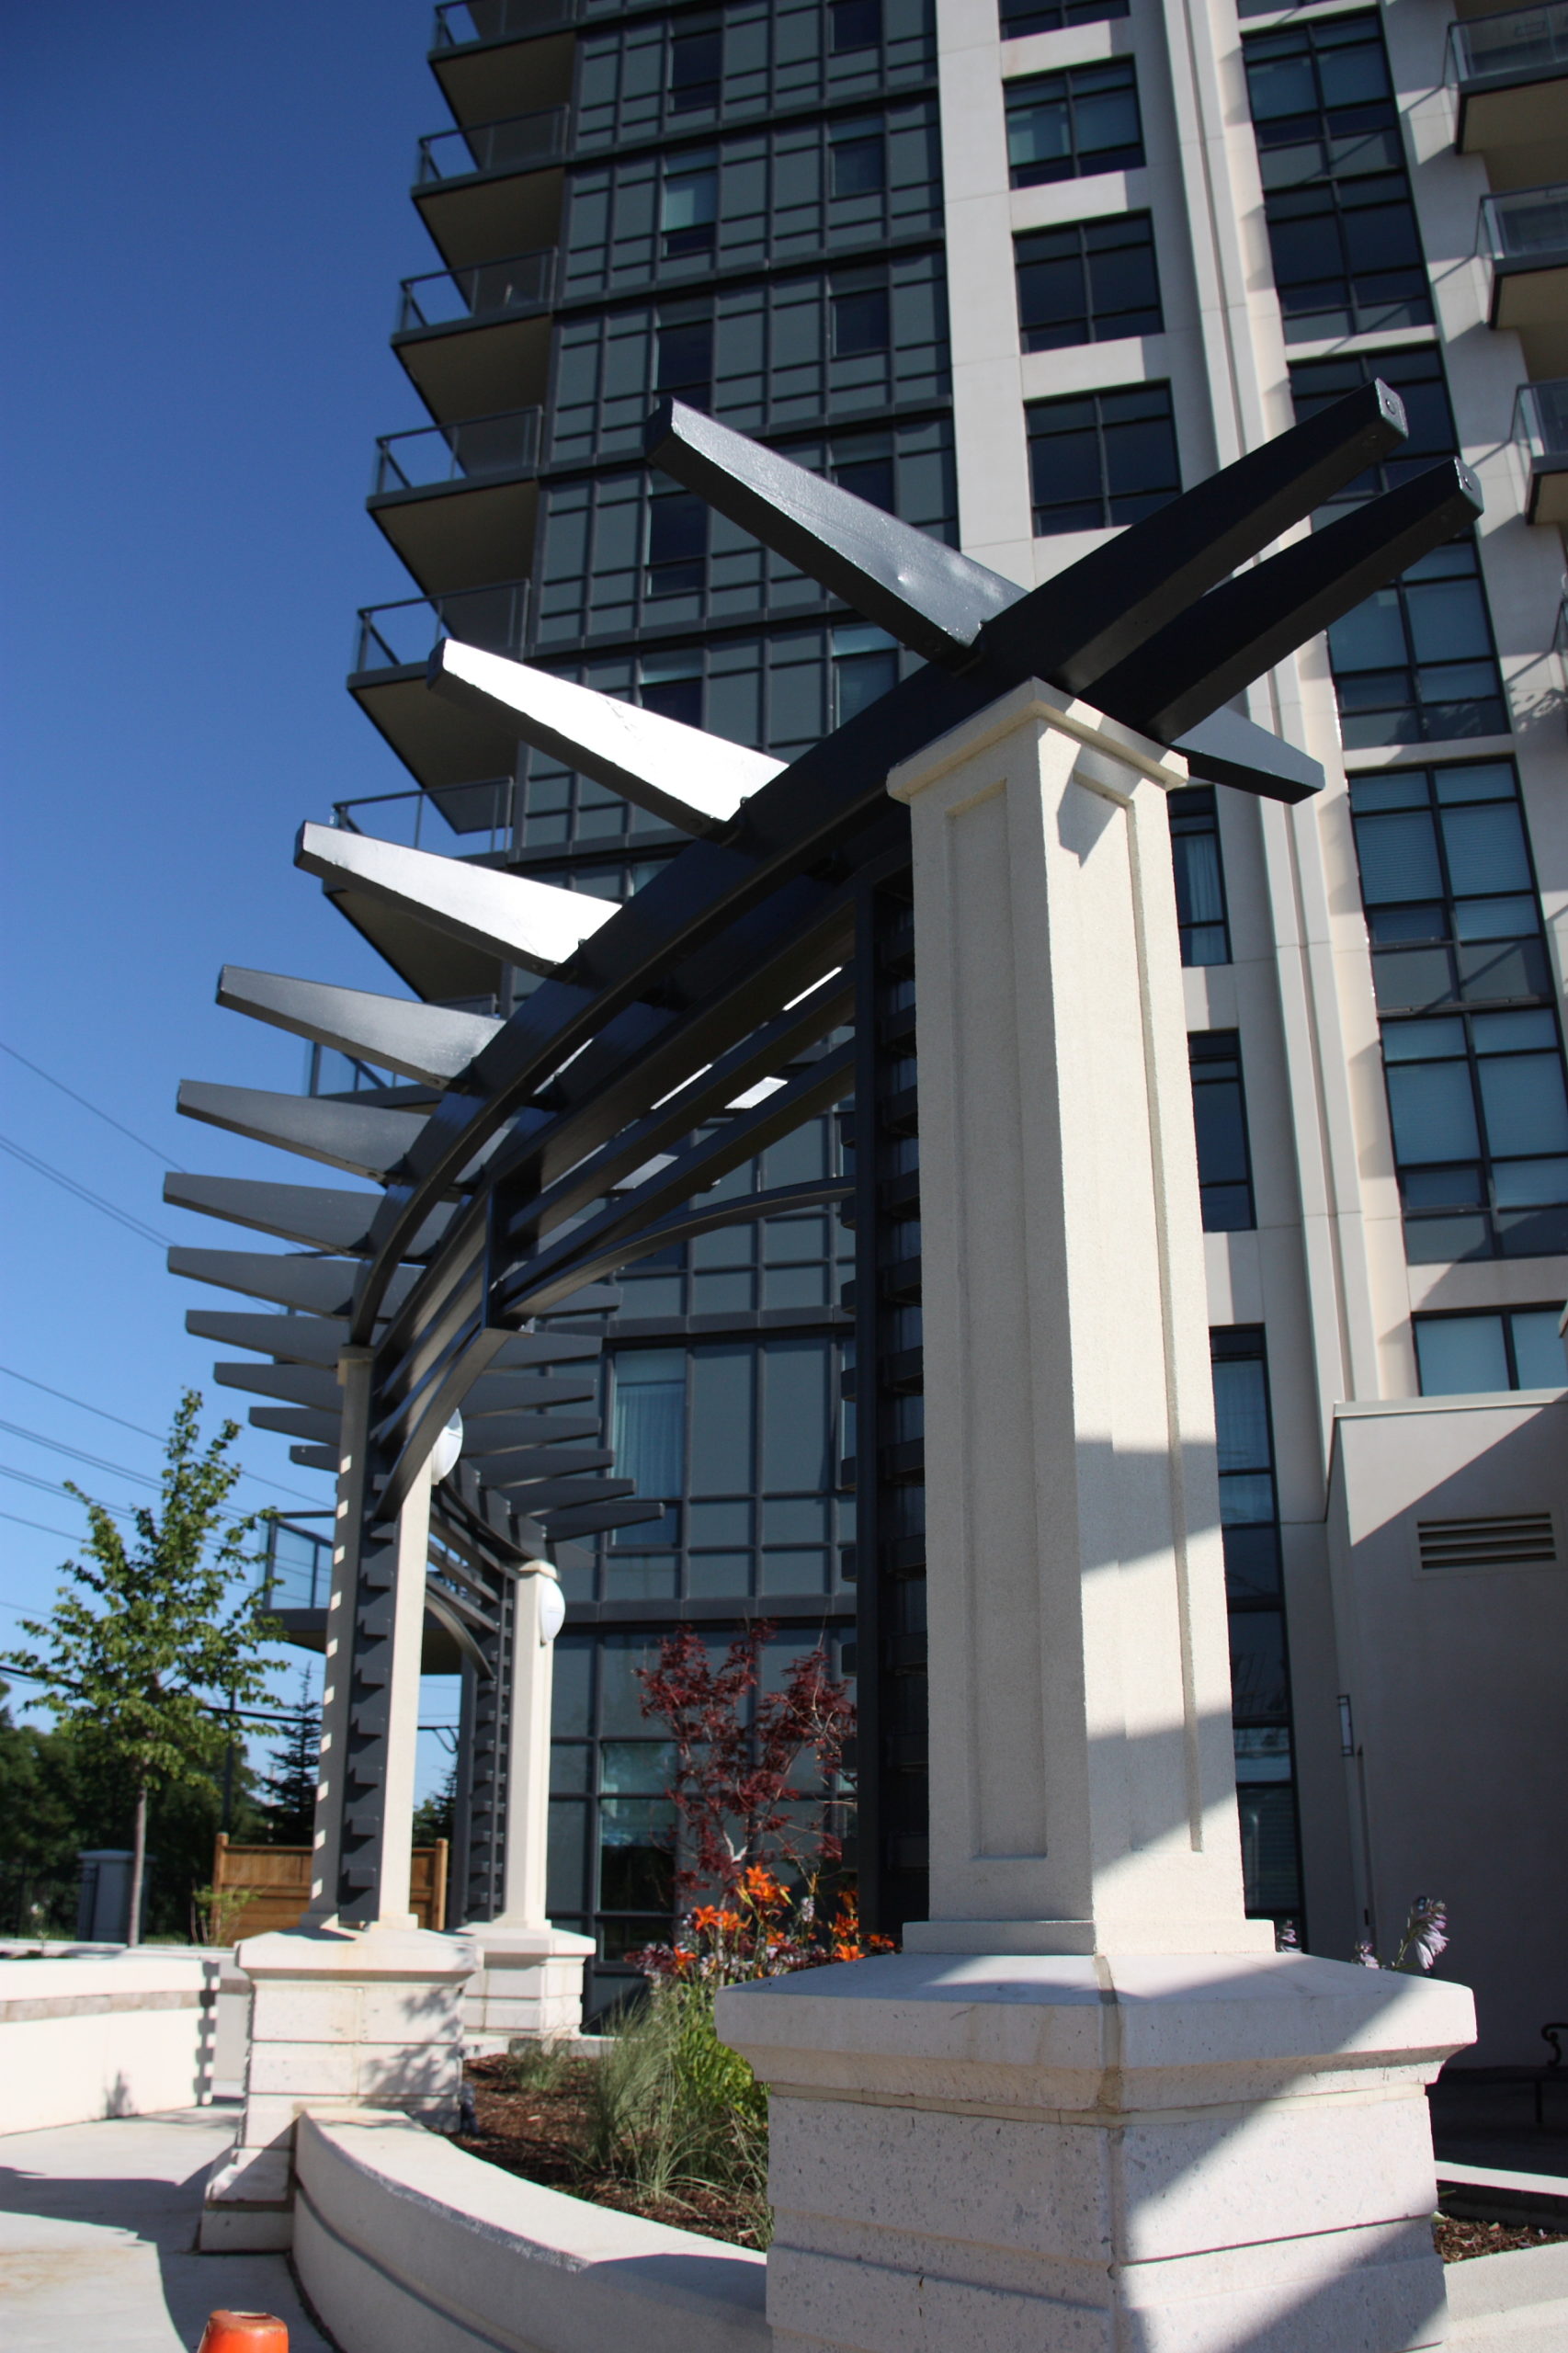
197;2314;289;2353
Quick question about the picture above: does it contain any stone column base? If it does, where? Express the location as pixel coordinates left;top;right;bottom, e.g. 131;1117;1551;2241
718;1949;1475;2353
199;1922;476;2250
460;1921;595;2051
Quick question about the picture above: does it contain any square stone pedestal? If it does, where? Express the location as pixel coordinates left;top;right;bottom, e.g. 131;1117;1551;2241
462;1922;595;2052
719;1949;1475;2352
199;1922;476;2249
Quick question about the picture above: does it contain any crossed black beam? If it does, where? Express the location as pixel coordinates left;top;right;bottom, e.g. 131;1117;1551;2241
642;376;1481;802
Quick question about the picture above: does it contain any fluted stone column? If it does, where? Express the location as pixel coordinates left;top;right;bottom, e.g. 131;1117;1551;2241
717;686;1473;2352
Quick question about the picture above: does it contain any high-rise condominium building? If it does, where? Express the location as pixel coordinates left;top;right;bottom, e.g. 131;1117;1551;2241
283;0;1565;2047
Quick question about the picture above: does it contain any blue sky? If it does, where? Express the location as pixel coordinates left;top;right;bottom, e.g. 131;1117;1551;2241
2;3;462;1800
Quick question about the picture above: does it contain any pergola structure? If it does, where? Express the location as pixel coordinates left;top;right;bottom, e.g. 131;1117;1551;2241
184;384;1486;2327
172;378;1476;1938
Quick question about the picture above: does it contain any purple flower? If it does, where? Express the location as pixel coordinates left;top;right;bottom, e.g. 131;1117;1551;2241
1401;1895;1449;1973
1353;1938;1379;1969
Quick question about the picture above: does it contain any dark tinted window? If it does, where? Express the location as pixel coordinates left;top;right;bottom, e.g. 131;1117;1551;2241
1015;212;1161;350
1026;381;1179;533
1006;62;1143;187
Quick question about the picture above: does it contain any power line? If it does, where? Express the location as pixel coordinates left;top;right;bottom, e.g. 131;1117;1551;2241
0;1461;139;1518
0;1365;324;1509
0;1419;165;1494
0;1365;166;1444
0;1133;174;1249
0;1510;82;1541
0;1039;184;1170
0;1439;264;1533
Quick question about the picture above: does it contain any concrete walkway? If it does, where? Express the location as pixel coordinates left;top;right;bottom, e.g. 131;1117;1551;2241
0;2108;333;2353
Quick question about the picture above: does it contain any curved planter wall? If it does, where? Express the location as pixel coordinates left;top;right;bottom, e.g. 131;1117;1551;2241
294;2112;770;2353
0;1954;219;2133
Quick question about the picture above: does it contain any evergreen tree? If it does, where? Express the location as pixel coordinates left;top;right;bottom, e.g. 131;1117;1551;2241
257;1675;321;1844
1;1392;278;1943
413;1758;457;1847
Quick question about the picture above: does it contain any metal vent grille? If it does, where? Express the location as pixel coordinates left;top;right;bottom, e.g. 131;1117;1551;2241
1417;1513;1557;1572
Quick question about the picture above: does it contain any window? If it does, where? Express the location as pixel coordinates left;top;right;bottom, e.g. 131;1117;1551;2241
1326;541;1507;748
1190;1033;1256;1232
831;0;881;51
550;255;951;465
1381;1007;1568;1261
1210;1327;1300;1924
833;623;900;722
833;449;895;510
831;130;886;197
657;313;714;404
1415;1308;1566;1395
638;652;704;728
1026;382;1180;534
1244;15;1431;343
833;281;892;356
1169;786;1231;966
591;1333;857;1602
1288;351;1507;747
661;162;717;256
1350;761;1551;1017
1212;1331;1279;1598
1260;177;1432;343
574;3;930;153
645;490;708;598
1015;213;1162;351
1006;62;1143;187
1001;0;1128;34
669;22;722;113
1289;347;1460;503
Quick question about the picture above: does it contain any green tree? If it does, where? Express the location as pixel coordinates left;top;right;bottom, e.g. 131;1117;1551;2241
0;1392;278;1943
413;1757;456;1847
257;1674;321;1845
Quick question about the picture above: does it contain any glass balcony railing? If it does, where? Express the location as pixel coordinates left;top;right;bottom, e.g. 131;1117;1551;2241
1478;180;1568;259
372;406;542;496
263;1514;334;1611
1514;376;1568;462
395;248;556;336
353;579;530;673
417;107;569;183
432;0;579;48
1448;3;1568;87
334;781;517;852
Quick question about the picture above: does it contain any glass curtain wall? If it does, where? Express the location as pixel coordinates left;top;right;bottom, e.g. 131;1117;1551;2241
420;0;951;2009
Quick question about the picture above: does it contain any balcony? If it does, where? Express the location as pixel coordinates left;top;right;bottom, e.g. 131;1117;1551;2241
1513;378;1568;522
369;407;541;595
353;578;528;672
429;1;578;132
1449;6;1568;185
334;781;517;854
349;580;532;801
414;108;568;270
393;250;556;425
1480;183;1568;375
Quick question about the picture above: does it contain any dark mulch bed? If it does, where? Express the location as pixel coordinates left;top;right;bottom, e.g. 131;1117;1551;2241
449;2054;763;2247
1434;2213;1568;2263
453;2058;1567;2267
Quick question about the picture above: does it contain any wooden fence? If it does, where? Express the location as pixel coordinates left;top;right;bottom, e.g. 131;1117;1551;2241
210;1834;449;1938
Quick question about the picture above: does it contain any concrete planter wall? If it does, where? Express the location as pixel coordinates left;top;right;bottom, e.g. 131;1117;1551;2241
0;1952;220;2132
293;2110;769;2353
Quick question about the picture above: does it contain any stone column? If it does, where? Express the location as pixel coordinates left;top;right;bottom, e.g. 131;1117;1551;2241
717;686;1473;2352
463;1560;593;2049
202;1392;475;2251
